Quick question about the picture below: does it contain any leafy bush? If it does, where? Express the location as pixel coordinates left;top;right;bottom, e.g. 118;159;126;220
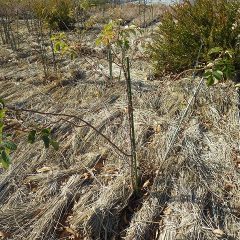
47;0;75;30
149;0;240;76
33;0;75;30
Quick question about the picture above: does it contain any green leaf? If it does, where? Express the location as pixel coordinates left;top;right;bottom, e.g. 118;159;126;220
41;135;50;148
5;147;10;155
116;39;123;47
0;109;5;119
0;122;3;132
212;70;223;81
28;130;37;144
54;42;61;52
41;129;53;148
1;150;11;169
203;70;212;78
3;141;17;151
206;75;214;86
1;160;9;169
70;51;77;60
225;50;234;58
5;133;12;138
208;47;223;56
41;128;51;135
50;34;57;41
123;40;130;50
0;98;5;108
95;39;100;46
50;140;59;151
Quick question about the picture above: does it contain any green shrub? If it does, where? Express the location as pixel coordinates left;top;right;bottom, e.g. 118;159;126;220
47;0;75;30
33;0;75;30
149;0;240;76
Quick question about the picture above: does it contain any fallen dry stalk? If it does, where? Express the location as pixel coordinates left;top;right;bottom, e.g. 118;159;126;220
7;106;131;157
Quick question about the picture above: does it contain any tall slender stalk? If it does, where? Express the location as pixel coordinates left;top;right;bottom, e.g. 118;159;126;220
108;45;113;81
237;87;240;119
16;9;20;49
37;19;49;78
49;30;57;73
0;18;6;44
125;57;138;192
143;0;146;28
0;14;17;50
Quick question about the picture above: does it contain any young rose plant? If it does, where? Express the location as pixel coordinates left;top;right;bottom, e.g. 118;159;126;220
203;47;236;86
0;98;59;170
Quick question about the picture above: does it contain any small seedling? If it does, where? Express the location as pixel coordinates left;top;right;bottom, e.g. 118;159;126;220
203;47;235;86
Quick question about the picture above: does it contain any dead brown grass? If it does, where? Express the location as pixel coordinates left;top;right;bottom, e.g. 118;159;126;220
0;9;240;240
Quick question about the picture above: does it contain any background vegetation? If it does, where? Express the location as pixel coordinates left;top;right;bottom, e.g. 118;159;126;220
149;0;240;76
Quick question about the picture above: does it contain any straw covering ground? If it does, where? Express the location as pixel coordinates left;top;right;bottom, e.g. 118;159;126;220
0;14;240;240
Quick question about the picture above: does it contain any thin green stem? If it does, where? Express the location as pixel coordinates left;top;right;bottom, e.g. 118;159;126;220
108;45;113;81
125;57;138;192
